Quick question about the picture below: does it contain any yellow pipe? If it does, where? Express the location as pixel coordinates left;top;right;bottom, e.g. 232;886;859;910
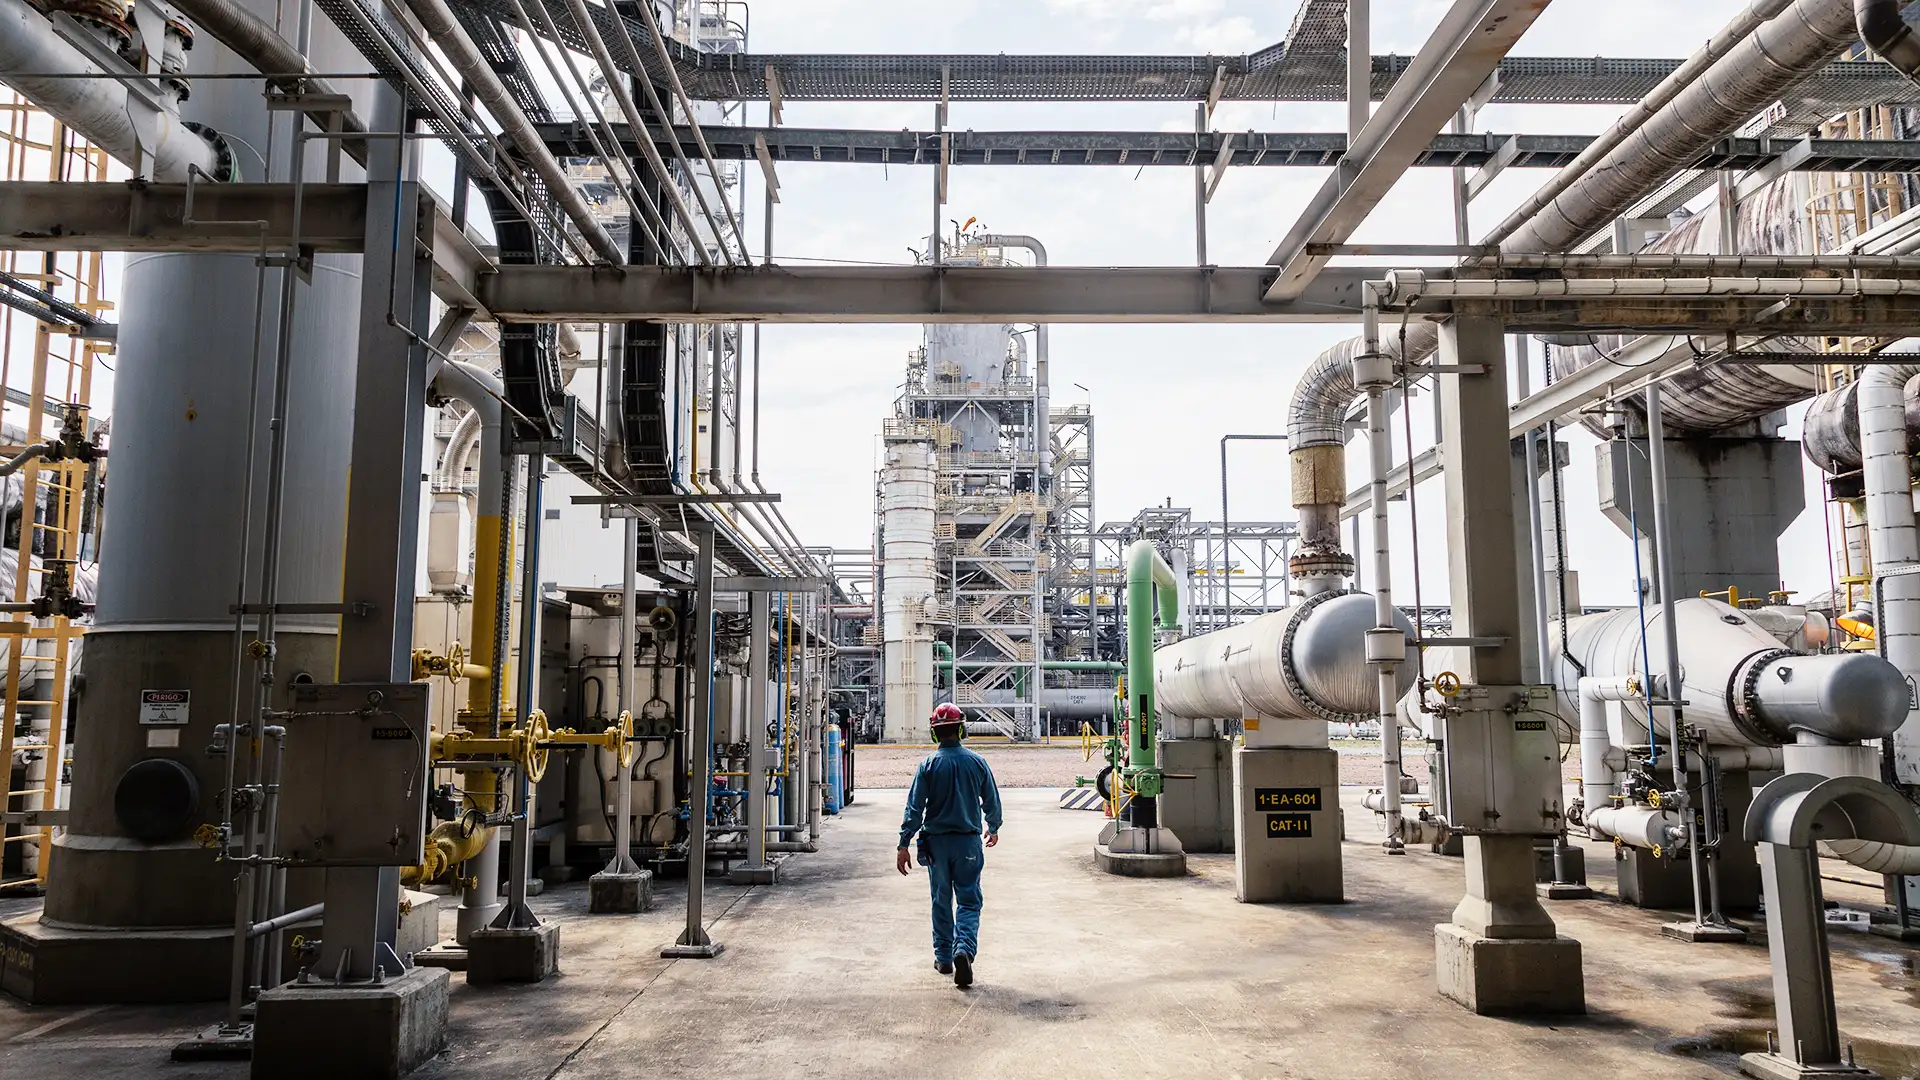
402;810;490;887
468;510;511;731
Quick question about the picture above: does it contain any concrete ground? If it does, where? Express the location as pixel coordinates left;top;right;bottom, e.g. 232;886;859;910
4;787;1919;1079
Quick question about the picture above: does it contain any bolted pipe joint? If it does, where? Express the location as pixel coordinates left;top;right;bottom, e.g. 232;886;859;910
1857;0;1920;81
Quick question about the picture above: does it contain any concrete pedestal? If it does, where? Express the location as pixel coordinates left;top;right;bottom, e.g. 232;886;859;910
1232;746;1341;903
727;864;780;885
1;915;231;1003
1157;738;1234;853
1437;834;1584;1014
251;965;449;1080
1;893;437;1004
467;922;559;984
588;870;653;913
1434;923;1585;1015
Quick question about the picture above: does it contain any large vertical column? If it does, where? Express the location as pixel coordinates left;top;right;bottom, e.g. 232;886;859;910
15;0;361;1006
880;439;935;742
1432;315;1584;1016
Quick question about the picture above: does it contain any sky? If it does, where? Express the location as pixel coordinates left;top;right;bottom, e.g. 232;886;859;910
3;1;1843;610
727;0;1841;608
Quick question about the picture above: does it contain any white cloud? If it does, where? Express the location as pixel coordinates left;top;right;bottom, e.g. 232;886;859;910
1172;16;1264;53
691;1;1833;608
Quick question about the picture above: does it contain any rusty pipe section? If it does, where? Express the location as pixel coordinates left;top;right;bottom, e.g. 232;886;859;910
1285;322;1437;593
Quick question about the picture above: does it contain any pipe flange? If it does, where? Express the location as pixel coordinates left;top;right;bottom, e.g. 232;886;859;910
181;122;238;182
1279;588;1369;724
1729;647;1794;746
1287;548;1354;583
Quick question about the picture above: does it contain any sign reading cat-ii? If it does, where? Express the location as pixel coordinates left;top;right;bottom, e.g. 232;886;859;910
1265;813;1313;838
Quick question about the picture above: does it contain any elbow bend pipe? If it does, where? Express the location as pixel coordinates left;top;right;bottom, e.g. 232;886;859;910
1819;838;1920;875
1286;322;1439;574
1124;540;1180;777
1858;0;1920;80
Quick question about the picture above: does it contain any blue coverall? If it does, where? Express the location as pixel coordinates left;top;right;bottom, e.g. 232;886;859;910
898;744;1003;965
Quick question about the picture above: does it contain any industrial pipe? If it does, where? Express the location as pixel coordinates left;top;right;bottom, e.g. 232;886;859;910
246;901;323;939
1589;805;1688;852
1576;676;1640;836
430;361;509;937
1861;362;1920;760
398;0;624;265
1820;838;1920;874
1553;599;1909;747
1124;540;1180;808
1381;272;1920;302
0;0;225;181
1644;384;1712;929
166;0;370;162
1285;323;1439;592
1479;0;1796;249
1499;0;1861;254
976;234;1051;480
1356;287;1407;851
1857;0;1920;81
401;811;491;886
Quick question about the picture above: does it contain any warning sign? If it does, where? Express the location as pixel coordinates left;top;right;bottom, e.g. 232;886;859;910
139;689;190;726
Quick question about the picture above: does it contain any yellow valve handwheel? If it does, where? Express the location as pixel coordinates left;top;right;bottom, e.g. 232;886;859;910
1433;671;1463;698
615;710;636;770
521;710;552;782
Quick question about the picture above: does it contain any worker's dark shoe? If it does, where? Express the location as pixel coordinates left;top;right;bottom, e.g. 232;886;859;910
935;960;954;975
953;952;973;988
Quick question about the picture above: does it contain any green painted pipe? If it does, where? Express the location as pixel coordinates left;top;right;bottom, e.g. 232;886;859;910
1125;540;1180;796
934;640;953;691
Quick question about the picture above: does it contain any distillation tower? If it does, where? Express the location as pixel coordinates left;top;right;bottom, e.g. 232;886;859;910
873;229;1103;742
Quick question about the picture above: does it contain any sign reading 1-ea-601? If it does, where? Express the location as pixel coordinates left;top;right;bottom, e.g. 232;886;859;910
1256;787;1320;839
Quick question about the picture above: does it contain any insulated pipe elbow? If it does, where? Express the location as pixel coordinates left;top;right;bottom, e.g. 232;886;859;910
1858;363;1920;754
1820;839;1920;874
1578;676;1639;834
1858;0;1920;80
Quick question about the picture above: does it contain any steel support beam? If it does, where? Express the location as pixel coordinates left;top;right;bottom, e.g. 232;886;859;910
481;263;1368;323
482;265;1920;333
0;181;368;252
319;110;434;985
1264;0;1550;300
533;124;1920;174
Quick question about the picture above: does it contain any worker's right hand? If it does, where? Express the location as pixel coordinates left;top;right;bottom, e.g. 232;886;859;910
896;847;912;875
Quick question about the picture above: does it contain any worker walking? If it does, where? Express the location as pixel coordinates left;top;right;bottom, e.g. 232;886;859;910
896;702;1003;988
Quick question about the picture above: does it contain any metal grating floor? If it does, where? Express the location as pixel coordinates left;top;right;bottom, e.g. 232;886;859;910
535;123;1920;176
455;0;1920;112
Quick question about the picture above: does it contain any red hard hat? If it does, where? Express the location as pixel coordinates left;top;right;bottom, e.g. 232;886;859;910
931;703;964;724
